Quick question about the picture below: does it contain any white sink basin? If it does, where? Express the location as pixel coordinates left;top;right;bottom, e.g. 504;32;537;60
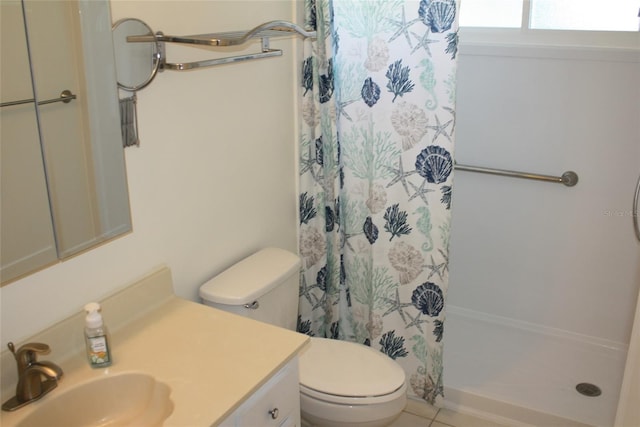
16;372;173;427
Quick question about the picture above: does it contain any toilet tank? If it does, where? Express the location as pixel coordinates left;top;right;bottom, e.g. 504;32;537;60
199;247;301;331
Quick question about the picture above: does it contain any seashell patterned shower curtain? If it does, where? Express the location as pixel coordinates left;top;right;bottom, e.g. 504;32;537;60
298;0;459;406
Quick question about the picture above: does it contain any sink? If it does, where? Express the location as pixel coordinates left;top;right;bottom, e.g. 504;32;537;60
16;372;173;427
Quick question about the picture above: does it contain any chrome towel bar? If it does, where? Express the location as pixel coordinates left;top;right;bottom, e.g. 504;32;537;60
0;90;76;108
455;163;579;187
126;20;316;71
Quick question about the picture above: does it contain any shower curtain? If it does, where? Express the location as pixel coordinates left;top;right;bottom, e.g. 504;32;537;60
298;0;459;406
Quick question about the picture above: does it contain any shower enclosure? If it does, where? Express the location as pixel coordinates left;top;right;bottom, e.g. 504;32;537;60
446;39;640;426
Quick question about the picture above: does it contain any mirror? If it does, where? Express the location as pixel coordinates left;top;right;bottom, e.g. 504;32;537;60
0;0;132;284
112;18;161;91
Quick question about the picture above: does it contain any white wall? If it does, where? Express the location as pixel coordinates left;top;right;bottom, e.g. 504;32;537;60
449;42;640;345
0;1;300;348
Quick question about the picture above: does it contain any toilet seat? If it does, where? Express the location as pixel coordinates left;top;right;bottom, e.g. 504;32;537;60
299;337;406;405
300;382;407;406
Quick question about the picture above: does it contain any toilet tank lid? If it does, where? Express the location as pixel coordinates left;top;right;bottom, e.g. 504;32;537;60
199;247;301;305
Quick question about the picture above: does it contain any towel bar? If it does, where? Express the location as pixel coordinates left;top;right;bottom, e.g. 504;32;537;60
0;90;76;108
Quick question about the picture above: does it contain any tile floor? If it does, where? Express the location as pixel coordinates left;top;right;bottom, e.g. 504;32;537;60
391;399;509;427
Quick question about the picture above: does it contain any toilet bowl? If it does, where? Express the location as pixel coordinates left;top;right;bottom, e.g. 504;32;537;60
299;337;407;427
199;247;407;427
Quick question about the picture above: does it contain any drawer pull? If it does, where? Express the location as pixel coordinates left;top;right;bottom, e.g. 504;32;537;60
269;408;279;419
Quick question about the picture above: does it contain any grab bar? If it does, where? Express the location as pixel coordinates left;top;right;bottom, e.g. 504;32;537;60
633;174;640;242
454;163;578;187
0;90;76;108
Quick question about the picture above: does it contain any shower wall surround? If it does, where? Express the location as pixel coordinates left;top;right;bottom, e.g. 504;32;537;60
450;46;639;342
1;1;299;347
447;40;640;425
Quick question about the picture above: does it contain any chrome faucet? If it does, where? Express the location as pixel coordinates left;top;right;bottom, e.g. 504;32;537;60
2;342;63;411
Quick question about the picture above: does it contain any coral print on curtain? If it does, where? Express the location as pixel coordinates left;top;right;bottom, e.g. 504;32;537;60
298;0;459;406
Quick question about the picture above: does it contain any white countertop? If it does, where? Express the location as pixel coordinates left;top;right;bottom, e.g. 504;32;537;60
1;266;309;427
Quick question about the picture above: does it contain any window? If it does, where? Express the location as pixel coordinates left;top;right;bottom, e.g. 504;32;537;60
459;0;639;32
460;0;523;28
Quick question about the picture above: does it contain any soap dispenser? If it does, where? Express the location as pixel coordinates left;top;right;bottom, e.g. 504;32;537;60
84;303;112;368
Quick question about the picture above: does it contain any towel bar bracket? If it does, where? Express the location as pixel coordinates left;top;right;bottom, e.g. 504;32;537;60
561;171;579;187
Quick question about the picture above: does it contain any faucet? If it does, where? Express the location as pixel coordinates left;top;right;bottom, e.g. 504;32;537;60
2;342;64;411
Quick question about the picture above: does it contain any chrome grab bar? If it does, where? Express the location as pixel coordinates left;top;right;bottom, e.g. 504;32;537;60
633;174;640;242
455;163;578;187
0;90;76;108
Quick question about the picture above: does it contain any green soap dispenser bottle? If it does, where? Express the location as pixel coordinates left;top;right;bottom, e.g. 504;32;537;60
84;302;112;368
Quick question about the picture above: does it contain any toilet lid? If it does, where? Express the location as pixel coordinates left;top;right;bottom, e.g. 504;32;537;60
299;337;406;398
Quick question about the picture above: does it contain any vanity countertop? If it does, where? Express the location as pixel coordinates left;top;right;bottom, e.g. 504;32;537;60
0;266;309;427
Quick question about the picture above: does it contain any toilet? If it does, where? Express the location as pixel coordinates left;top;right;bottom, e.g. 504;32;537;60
199;247;407;427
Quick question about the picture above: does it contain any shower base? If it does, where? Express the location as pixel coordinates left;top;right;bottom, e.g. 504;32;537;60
443;306;628;427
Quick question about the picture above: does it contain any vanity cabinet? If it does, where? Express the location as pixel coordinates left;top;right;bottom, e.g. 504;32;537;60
0;268;309;426
218;358;300;427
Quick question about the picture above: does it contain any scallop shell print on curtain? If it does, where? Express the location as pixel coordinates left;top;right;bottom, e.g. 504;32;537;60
298;0;459;407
